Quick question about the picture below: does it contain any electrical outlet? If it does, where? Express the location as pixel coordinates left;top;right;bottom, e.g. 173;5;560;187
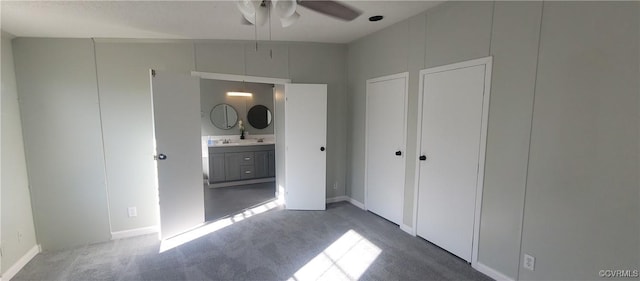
128;207;138;217
333;182;338;190
524;254;535;271
18;231;23;242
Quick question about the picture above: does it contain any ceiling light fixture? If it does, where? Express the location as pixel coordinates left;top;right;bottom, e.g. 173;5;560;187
227;92;253;97
369;15;383;22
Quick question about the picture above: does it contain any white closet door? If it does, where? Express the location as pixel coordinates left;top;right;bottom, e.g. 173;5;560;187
365;73;408;225
284;84;327;210
150;70;204;239
416;60;489;262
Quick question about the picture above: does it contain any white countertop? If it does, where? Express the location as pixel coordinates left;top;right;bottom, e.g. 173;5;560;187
208;140;275;147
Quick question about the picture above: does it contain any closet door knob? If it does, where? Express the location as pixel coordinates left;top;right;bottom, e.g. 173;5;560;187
320;147;325;151
157;154;167;160
395;151;402;156
419;155;427;161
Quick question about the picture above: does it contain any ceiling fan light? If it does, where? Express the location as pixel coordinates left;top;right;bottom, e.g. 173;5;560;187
273;0;297;18
237;0;256;19
280;11;300;28
254;3;269;26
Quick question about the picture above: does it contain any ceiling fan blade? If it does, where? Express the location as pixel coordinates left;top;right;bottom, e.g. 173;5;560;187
280;11;300;27
297;0;362;21
237;0;256;18
241;15;254;25
273;0;297;19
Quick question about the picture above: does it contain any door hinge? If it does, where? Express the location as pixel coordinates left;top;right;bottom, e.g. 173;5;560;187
151;69;156;77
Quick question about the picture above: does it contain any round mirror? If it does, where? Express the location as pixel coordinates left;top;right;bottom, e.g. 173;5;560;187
210;104;238;130
247;105;272;129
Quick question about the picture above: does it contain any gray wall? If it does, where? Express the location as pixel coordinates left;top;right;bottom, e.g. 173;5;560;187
10;38;348;249
12;38;111;251
347;1;639;280
520;2;639;280
347;19;412;207
479;2;541;278
200;80;274;136
288;43;348;198
1;31;38;273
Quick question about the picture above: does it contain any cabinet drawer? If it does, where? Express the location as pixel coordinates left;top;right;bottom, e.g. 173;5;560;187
240;165;255;179
240;152;254;164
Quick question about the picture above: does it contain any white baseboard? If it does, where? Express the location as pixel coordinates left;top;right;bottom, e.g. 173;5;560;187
473;261;514;281
111;225;158;240
348;198;365;210
208;177;275;188
3;244;41;281
400;223;416;236
325;196;365;210
326;196;350;203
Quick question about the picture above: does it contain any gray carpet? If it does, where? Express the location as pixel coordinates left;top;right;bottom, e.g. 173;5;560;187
204;182;276;222
12;202;490;281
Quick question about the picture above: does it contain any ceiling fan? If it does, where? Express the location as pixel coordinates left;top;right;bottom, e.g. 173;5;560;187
237;0;362;28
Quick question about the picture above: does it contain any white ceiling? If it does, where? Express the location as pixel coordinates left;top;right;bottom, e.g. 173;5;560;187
1;1;442;44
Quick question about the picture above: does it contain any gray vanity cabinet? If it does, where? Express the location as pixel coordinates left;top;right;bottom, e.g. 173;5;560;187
254;151;269;178
268;150;276;177
256;151;276;178
209;153;226;182
225;152;254;181
224;153;243;181
208;144;275;184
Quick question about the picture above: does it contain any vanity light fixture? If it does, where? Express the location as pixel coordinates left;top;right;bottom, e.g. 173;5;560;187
227;91;253;97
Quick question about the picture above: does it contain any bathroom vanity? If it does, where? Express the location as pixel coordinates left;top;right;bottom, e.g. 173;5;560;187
207;143;275;187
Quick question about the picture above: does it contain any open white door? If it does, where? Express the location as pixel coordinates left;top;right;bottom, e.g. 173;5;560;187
150;70;204;239
284;84;327;210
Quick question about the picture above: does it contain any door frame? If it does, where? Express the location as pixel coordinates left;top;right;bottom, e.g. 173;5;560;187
191;71;291;201
192;71;291;85
364;72;409;218
412;57;492;266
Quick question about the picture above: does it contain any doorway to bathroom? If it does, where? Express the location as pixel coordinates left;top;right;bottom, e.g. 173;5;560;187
151;70;328;240
200;78;277;222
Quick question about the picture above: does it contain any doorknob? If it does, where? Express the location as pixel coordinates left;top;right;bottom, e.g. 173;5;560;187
320;147;325;151
419;155;427;161
395;151;402;156
157;154;167;160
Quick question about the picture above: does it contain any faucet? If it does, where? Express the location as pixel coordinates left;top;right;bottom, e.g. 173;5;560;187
257;138;264;143
222;139;230;144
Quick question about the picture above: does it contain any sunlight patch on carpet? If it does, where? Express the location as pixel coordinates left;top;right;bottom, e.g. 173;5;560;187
159;200;280;253
289;229;381;281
